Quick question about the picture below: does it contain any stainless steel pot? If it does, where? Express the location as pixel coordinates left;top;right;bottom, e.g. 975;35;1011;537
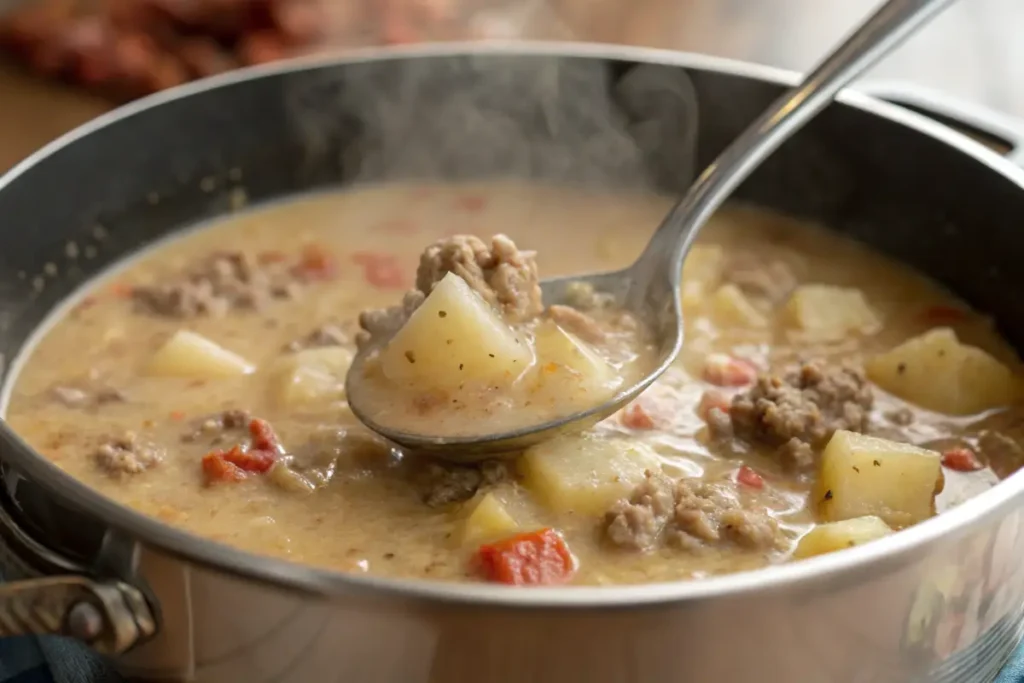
1;44;1024;683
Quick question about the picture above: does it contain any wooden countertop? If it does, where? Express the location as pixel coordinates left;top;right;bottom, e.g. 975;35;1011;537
1;0;1022;173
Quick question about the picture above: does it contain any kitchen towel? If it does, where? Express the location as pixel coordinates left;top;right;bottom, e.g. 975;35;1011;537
3;634;1024;683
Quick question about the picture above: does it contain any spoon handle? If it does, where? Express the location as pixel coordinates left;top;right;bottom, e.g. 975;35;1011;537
631;0;959;300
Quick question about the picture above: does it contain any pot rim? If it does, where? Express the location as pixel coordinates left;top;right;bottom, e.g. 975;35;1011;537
3;40;1024;608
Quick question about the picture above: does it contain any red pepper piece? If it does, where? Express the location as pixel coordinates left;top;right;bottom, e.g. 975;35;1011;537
621;402;656;429
352;251;408;290
702;354;758;387
222;444;276;474
736;465;765;489
941;447;983;472
477;528;577;586
202;452;247;484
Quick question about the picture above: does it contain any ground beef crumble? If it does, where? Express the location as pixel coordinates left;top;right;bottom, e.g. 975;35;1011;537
418;460;512;508
182;409;251;444
729;361;873;470
51;384;126;409
357;234;542;348
132;251;301;318
285;321;354;352
94;432;163;476
605;472;782;552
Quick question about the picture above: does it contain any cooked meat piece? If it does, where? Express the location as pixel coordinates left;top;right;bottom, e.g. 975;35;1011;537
604;472;783;552
94;432;162;476
706;406;733;440
724;252;798;303
51;384;126;409
182;409;251;443
563;281;613;310
132;251;300;318
356;290;426;349
357;234;543;348
729;361;873;470
416;234;542;320
419;459;512;508
286;321;353;352
978;430;1024;473
885;407;915;426
547;304;606;344
604;473;676;550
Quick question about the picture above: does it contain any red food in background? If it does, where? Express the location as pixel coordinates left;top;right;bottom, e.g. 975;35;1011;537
0;0;331;101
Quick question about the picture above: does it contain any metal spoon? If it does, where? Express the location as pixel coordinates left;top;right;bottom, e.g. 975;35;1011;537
347;0;957;460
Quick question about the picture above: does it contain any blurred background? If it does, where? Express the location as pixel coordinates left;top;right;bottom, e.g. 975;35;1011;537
0;0;1021;172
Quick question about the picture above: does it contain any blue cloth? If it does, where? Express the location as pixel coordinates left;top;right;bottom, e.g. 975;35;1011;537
0;637;120;683
2;636;1024;682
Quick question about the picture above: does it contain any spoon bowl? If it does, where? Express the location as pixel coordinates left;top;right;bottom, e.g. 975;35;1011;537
346;0;958;461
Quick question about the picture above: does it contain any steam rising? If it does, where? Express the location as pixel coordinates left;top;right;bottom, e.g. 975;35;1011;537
285;53;700;192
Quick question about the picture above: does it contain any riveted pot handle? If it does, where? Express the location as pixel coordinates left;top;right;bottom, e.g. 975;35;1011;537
0;576;156;656
858;81;1024;168
0;492;156;655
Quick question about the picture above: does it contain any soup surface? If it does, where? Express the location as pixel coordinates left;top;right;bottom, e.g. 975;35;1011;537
6;181;1024;586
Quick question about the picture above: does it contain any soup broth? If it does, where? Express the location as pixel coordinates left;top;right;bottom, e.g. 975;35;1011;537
5;181;1022;585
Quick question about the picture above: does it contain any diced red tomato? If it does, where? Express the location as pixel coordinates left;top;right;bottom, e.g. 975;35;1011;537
702;354;758;387
736;465;764;489
477;528;577;586
202;452;247;484
352;251;408;290
922;305;966;325
222;444;277;474
621;403;656;429
294;245;338;281
941;447;983;472
697;391;732;422
249;418;282;454
454;195;487;212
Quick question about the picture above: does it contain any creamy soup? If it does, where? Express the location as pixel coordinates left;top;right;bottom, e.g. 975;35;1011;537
5;181;1024;586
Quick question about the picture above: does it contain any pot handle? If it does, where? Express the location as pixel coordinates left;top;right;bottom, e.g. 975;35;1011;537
0;496;156;655
857;81;1024;167
0;577;156;656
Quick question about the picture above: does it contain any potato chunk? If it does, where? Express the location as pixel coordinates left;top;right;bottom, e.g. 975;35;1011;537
681;245;724;308
818;430;942;528
866;327;1020;415
274;347;353;407
528;320;620;405
709;283;768;328
785;284;879;340
793;516;893;559
380;272;532;390
147;330;254;378
458;493;521;546
521;434;661;515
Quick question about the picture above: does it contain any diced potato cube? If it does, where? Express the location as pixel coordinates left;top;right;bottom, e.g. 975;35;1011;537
866;327;1020;415
785;284;879;340
380;272;533;390
458;492;521;546
521;433;661;515
818;430;942;528
681;245;724;308
529;320;620;404
709;284;768;328
793;516;893;559
274;347;353;407
147;330;254;378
